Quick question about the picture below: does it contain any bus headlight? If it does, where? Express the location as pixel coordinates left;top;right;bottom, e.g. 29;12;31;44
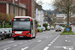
27;33;30;35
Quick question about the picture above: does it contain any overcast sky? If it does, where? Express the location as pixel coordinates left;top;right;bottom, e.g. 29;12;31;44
36;0;55;10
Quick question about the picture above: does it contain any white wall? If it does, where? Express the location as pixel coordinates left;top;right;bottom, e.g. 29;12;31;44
36;9;44;26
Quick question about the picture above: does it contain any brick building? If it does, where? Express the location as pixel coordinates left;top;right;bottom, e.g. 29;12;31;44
20;0;35;17
0;0;35;17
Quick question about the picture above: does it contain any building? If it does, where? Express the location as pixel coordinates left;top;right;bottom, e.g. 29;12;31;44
0;0;26;16
20;0;35;18
36;8;45;26
0;0;35;17
55;14;67;25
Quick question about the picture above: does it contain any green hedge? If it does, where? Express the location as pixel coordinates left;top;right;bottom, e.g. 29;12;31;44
37;29;42;32
64;26;72;32
0;22;12;28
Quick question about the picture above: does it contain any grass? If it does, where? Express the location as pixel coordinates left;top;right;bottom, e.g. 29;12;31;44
61;31;75;35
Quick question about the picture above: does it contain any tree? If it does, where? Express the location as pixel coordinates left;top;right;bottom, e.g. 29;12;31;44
43;23;48;30
0;12;14;28
54;0;75;27
7;13;14;22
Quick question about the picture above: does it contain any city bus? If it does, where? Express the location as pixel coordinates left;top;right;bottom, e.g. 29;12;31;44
12;16;37;40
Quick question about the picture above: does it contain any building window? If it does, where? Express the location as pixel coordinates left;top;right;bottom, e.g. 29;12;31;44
15;0;18;1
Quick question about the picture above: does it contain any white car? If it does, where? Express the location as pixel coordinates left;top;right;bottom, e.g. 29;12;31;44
37;26;46;31
47;26;50;30
51;26;54;30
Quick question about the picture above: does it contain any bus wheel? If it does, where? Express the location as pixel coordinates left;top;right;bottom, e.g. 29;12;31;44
14;37;17;40
33;36;36;38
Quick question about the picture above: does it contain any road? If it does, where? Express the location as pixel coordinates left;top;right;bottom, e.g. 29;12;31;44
0;27;75;50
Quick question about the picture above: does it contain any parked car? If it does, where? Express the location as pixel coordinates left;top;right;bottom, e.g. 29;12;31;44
55;26;62;32
47;26;50;30
0;29;5;40
37;26;46;31
51;26;54;30
3;28;12;38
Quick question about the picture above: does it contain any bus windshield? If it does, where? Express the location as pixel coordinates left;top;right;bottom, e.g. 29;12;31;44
12;21;30;31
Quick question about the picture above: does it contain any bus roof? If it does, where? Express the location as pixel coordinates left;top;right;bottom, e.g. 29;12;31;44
14;16;32;18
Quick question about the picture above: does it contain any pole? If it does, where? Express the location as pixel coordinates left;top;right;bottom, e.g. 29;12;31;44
19;0;20;6
28;0;29;16
13;0;15;16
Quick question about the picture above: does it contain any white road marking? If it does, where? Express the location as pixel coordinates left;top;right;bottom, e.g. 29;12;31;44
4;47;10;50
65;40;71;42
43;47;49;50
38;40;42;42
65;40;68;42
50;35;60;45
48;44;51;46
21;46;29;50
20;42;23;44
43;35;60;50
14;44;17;47
54;46;74;50
8;41;14;43
63;47;67;49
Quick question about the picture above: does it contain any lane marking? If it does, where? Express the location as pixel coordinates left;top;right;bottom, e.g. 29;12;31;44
14;44;17;47
21;46;29;50
43;47;49;50
48;44;51;46
20;42;23;44
65;40;71;42
38;40;42;42
8;41;14;43
50;35;60;45
63;47;67;49
54;46;74;49
4;47;10;50
43;35;60;50
65;40;68;42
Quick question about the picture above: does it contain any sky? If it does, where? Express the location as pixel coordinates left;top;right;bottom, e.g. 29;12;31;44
36;0;55;10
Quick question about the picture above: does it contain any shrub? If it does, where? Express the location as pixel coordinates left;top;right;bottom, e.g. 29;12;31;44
46;27;48;30
62;25;66;27
37;29;42;32
43;23;48;30
43;23;48;28
64;26;72;32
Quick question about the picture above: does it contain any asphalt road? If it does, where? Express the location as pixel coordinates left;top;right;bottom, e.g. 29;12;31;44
0;28;75;50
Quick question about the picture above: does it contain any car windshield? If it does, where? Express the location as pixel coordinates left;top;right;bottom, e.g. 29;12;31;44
56;27;61;29
13;21;30;31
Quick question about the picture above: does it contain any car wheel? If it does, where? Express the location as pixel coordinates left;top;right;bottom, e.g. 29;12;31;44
1;35;4;40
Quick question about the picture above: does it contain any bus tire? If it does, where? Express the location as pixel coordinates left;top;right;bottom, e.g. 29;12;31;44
14;38;17;40
33;36;36;38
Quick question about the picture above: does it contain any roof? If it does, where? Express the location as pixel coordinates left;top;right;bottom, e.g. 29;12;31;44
14;16;32;19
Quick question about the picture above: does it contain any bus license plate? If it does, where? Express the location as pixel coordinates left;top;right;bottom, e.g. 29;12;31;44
19;36;23;37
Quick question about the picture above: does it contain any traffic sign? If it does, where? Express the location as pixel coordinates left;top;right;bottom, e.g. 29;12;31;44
66;28;70;31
